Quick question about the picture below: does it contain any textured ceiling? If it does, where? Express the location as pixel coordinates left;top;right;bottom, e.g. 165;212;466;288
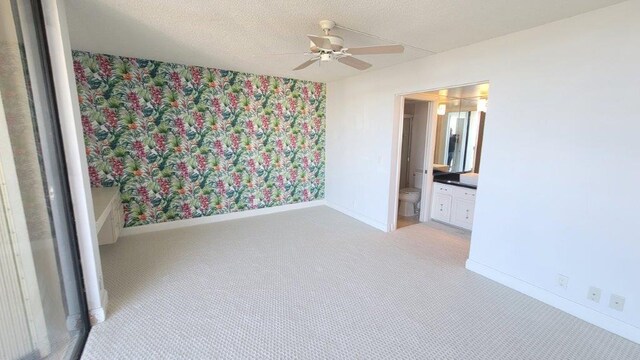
66;0;625;82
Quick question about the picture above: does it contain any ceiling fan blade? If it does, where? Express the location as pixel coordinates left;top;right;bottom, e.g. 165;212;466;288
293;58;319;71
345;44;404;55
338;56;372;70
307;35;332;50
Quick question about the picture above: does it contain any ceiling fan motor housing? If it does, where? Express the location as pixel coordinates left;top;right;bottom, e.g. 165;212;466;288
309;35;344;53
319;20;336;32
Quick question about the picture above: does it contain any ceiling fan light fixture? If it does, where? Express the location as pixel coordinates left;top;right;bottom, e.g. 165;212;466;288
320;53;332;62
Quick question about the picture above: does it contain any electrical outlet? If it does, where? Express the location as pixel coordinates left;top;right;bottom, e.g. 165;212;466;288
609;294;625;311
587;287;601;302
557;274;569;289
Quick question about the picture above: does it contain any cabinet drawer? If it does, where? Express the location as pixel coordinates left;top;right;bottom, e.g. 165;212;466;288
431;193;452;222
433;183;454;195
453;186;476;201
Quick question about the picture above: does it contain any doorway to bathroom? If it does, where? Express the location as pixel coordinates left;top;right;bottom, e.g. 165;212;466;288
397;99;430;228
391;82;489;232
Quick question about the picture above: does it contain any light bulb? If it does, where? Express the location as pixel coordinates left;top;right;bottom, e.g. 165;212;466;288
437;104;446;115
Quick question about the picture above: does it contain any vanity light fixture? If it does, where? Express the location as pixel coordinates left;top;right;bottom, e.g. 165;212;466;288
437;103;447;115
477;98;488;113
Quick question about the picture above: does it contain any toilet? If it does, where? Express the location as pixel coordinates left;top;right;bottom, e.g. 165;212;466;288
398;171;423;217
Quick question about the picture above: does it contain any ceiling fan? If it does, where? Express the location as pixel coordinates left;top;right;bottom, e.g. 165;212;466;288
293;20;404;71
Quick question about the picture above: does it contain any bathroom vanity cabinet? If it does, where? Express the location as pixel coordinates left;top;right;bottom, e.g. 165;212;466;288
431;183;476;230
91;187;124;245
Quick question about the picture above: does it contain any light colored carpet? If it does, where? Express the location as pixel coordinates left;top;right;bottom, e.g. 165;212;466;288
82;206;640;359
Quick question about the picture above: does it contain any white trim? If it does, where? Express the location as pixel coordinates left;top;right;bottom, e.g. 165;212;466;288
419;99;438;223
387;95;405;231
120;200;327;237
326;202;387;232
42;0;107;321
466;259;640;344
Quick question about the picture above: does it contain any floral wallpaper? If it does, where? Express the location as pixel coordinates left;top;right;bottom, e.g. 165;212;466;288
73;51;325;227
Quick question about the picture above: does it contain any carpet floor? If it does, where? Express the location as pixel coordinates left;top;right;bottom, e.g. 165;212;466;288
82;206;640;359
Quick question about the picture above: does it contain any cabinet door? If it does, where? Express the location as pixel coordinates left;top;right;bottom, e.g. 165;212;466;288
452;198;475;230
431;193;452;222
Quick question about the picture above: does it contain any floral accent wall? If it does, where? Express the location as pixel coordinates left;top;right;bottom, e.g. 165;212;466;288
73;51;325;227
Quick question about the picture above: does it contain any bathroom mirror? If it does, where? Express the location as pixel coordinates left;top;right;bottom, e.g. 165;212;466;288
433;96;486;173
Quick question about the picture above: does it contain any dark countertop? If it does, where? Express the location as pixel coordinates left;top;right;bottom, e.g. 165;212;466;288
433;170;478;189
433;179;477;190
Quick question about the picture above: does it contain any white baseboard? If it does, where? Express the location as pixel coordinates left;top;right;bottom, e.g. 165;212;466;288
325;202;388;232
120;200;327;237
466;259;640;344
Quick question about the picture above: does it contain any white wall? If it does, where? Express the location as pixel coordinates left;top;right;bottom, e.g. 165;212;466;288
326;0;640;343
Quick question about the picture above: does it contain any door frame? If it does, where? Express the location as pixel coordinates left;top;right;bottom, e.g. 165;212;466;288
388;95;437;231
388;82;489;231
